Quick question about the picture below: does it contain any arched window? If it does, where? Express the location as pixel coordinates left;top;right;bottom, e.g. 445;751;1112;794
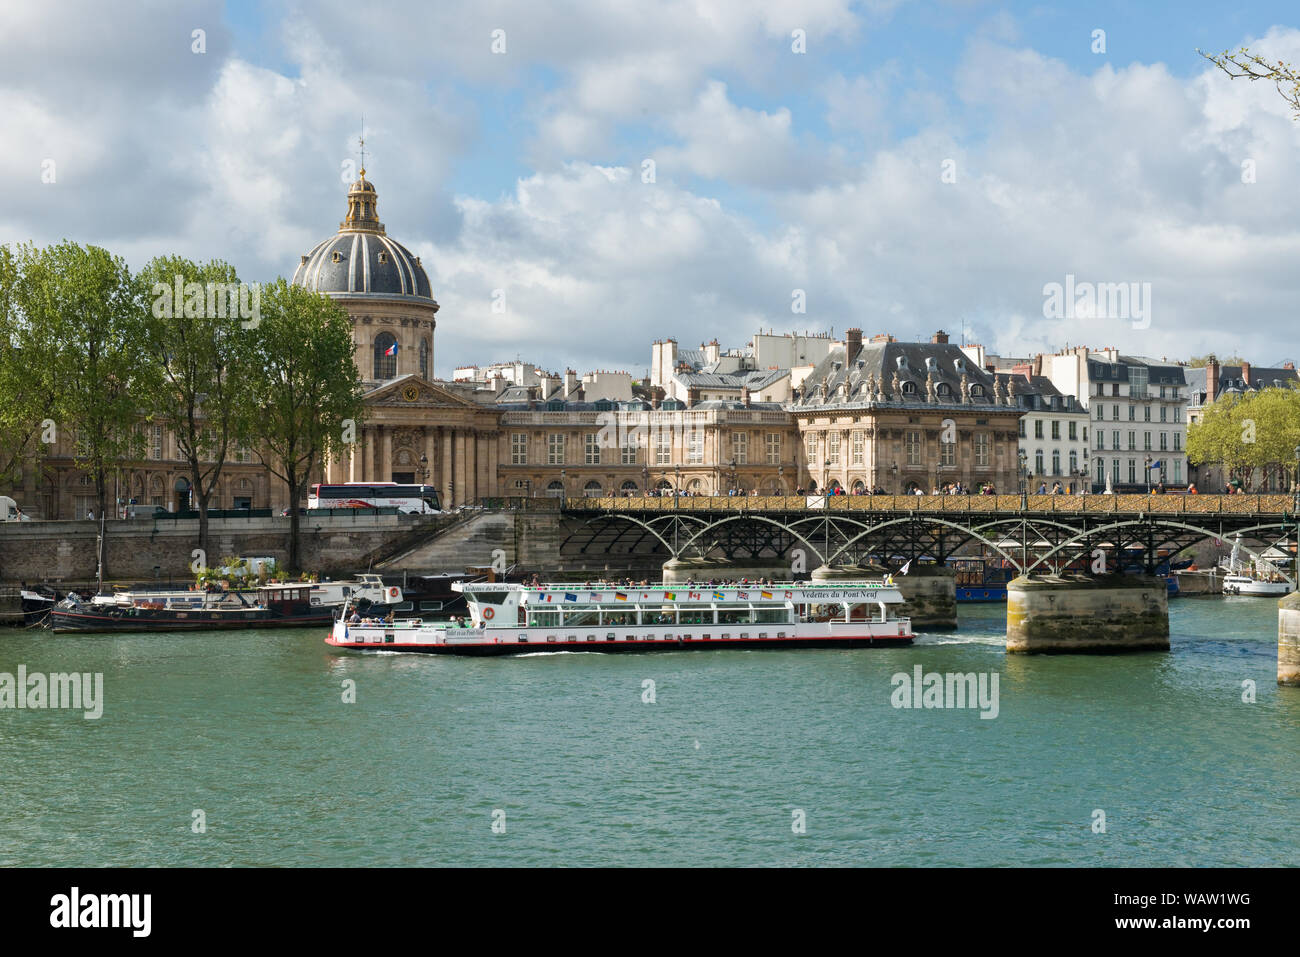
373;333;398;380
902;381;917;395
620;480;639;490
419;338;429;379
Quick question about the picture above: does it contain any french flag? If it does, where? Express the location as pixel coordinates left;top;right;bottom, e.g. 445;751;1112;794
385;342;399;356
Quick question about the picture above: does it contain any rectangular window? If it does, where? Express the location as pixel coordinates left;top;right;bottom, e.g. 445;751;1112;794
1128;459;1136;484
766;432;781;465
548;434;565;465
1095;404;1103;421
1174;459;1181;483
1068;421;1077;441
1159;405;1167;422
827;431;840;465
1159;432;1167;451
621;436;637;465
1051;420;1060;440
151;425;163;460
687;428;703;464
1174;432;1182;451
852;431;864;466
939;437;955;467
1128;431;1136;450
511;433;528;465
975;433;989;467
1112;405;1119;420
1112;459;1121;485
1034;450;1044;475
1174;406;1182;423
732;431;748;465
1143;431;1151;451
1129;366;1148;398
906;430;921;466
1128;405;1136;421
1019;419;1026;438
1069;450;1078;474
1034;420;1043;439
585;433;600;465
655;429;671;466
1051;450;1060;475
805;433;817;463
1096;430;1104;450
1112;430;1120;451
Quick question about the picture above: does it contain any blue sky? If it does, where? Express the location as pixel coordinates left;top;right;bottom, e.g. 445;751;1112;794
5;0;1300;376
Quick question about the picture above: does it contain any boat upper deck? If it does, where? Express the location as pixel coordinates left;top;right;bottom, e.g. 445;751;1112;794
454;580;904;605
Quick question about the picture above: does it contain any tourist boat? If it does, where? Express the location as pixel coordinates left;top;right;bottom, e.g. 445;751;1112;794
49;583;339;632
326;580;912;655
1219;536;1296;596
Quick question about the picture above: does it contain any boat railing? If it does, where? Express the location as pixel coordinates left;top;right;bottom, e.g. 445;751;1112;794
513;581;892;591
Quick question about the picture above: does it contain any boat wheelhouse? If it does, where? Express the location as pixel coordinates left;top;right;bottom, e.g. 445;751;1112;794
326;581;912;655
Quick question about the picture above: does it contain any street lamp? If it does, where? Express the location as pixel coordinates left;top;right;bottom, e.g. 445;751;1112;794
1144;455;1152;494
727;459;736;496
1081;464;1089;498
560;468;566;506
1018;450;1028;508
418;452;428;485
641;465;649;497
778;463;785;495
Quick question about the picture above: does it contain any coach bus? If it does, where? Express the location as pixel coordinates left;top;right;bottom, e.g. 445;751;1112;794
308;482;442;514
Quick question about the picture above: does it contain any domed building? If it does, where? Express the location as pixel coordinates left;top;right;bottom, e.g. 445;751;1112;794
294;169;502;505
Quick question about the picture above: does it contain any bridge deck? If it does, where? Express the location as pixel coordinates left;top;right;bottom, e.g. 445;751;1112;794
567;493;1297;516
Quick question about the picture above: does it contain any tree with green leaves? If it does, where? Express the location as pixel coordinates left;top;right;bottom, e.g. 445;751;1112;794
1188;386;1300;491
248;279;364;571
1186;354;1244;368
1200;47;1300;118
137;255;258;560
0;244;63;496
20;242;146;578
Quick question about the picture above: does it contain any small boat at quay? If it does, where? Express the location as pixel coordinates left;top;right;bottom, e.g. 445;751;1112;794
1219;536;1296;597
326;580;913;655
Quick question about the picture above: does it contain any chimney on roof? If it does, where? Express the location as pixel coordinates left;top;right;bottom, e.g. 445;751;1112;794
564;368;578;398
1206;354;1220;401
687;386;701;406
1240;360;1251;387
869;333;894;344
741;386;751;407
1032;354;1043;377
931;330;948;344
846;327;862;362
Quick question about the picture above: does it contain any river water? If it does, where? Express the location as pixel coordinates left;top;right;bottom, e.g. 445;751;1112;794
1;597;1296;866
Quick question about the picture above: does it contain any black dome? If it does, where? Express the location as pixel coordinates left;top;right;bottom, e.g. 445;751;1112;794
292;232;432;298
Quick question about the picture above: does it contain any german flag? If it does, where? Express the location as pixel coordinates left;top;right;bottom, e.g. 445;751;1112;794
615;592;628;601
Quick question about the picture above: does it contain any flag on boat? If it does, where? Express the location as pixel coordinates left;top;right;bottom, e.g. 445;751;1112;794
563;593;577;602
615;592;628;601
590;592;601;601
713;591;725;600
664;591;676;600
737;591;748;599
385;342;398;356
900;560;911;575
538;592;553;602
760;590;772;599
689;591;700;600
783;590;792;599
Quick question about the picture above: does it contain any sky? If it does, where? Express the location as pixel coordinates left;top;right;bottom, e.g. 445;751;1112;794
3;0;1300;379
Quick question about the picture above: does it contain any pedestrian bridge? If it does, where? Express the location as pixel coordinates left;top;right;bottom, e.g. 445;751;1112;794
557;493;1300;579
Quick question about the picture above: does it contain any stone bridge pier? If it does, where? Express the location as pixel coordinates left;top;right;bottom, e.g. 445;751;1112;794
1006;574;1169;654
811;563;956;630
1278;593;1300;686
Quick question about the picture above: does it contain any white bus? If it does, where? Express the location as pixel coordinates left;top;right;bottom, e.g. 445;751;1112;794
308;483;441;514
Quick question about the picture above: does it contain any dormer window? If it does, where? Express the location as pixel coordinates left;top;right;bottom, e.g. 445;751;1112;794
378;251;388;264
970;384;985;397
936;383;952;398
902;381;918;395
331;251;342;263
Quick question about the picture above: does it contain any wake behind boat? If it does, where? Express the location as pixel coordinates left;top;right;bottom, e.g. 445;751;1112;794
326;580;913;655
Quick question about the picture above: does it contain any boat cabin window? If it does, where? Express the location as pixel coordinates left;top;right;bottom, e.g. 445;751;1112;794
528;610;561;628
600;610;635;626
716;606;752;624
754;607;789;623
562;610;599;627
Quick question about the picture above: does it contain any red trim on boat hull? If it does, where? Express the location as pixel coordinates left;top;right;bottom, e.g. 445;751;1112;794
325;633;913;655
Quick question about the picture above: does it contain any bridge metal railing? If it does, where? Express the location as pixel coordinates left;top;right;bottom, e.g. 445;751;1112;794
569;493;1299;516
